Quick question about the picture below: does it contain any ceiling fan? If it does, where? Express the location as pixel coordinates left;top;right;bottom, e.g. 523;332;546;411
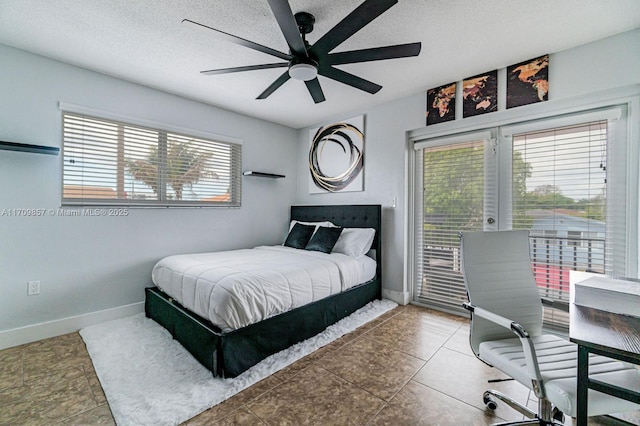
183;0;421;103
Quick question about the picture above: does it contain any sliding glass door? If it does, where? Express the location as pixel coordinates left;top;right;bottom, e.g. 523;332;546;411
412;107;631;331
413;132;496;314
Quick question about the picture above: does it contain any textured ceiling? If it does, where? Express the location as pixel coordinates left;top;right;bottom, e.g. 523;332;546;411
1;0;639;129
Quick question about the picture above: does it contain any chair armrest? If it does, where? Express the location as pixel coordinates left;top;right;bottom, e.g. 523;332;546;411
462;302;546;398
463;303;520;333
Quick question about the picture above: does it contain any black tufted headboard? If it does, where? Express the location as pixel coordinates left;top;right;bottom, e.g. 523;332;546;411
290;204;382;282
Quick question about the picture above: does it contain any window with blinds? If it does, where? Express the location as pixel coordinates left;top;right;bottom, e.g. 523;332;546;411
511;120;608;330
411;107;631;330
414;139;488;313
62;112;242;207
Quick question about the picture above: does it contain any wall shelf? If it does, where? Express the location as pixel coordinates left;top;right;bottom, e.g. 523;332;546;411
0;140;60;155
243;171;285;179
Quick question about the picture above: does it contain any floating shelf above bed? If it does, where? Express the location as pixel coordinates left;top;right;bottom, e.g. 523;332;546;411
0;140;60;155
242;171;285;178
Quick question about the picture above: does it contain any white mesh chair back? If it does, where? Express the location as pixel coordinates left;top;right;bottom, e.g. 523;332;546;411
461;230;543;356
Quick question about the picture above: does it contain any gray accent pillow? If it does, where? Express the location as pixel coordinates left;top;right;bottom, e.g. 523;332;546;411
284;223;315;249
305;226;343;253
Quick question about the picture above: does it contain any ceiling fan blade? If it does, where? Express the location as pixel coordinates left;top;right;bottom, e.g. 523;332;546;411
319;66;382;94
310;0;397;56
304;78;326;103
266;0;308;58
257;71;291;99
201;63;288;75
183;19;291;61
327;42;421;65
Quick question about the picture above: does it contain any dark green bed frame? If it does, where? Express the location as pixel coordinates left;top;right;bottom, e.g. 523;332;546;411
145;204;382;378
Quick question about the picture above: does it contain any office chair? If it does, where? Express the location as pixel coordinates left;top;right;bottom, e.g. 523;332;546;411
460;230;640;425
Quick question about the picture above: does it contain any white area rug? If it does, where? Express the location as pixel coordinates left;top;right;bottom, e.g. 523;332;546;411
80;299;397;426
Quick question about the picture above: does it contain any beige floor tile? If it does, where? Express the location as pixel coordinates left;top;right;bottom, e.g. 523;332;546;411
413;346;532;423
273;308;404;382
84;365;108;406
273;342;337;381
356;305;401;332
443;323;476;356
22;332;91;382
59;404;115;425
362;313;455;361
0;366;98;424
322;328;368;351
184;374;282;424
215;407;265;425
247;365;385;425
321;336;426;401
0;382;34;421
0;345;23;391
371;380;500;425
397;304;468;329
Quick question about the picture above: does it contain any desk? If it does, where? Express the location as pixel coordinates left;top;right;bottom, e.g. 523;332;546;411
569;304;640;426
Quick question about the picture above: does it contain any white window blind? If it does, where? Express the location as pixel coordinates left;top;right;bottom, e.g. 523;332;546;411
511;120;610;330
414;137;490;313
62;112;242;207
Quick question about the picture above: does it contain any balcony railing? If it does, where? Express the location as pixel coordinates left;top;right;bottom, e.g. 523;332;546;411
417;233;605;306
529;234;605;301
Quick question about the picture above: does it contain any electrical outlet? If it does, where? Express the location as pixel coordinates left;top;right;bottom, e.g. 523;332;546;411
27;280;40;296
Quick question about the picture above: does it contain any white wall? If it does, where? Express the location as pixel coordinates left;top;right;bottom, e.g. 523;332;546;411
294;28;640;303
0;44;297;345
294;96;425;304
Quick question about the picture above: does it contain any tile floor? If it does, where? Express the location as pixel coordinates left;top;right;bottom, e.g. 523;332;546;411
1;304;638;425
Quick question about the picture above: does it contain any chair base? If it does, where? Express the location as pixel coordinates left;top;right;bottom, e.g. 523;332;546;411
488;416;564;424
484;389;565;426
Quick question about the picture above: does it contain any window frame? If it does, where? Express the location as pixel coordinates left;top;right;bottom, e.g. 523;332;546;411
60;103;242;208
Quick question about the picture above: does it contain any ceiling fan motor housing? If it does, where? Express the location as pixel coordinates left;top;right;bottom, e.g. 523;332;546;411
294;12;315;35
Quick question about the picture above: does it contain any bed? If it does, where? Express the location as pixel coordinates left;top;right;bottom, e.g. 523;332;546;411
144;204;382;378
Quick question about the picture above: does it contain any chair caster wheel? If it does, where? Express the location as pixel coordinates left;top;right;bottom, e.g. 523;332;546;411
483;391;498;410
551;407;565;424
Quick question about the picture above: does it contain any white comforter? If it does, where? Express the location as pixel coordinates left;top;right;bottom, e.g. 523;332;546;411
151;245;374;332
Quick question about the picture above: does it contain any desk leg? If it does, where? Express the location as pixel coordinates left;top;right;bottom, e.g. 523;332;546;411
576;345;589;426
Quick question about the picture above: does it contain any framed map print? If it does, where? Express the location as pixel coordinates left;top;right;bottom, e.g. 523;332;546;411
507;54;549;108
463;70;497;117
426;82;456;125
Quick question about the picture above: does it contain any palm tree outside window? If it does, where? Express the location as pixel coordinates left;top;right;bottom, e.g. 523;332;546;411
62;112;241;207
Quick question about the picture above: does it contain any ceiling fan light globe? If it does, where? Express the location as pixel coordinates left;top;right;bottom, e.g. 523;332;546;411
289;63;318;81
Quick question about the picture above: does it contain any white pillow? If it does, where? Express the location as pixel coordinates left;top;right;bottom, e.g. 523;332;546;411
288;220;335;231
332;228;376;257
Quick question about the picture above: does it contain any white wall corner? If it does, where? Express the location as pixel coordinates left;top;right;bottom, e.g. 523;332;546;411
382;288;411;305
0;302;144;350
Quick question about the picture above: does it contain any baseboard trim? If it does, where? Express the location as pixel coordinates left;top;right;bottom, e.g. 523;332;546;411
382;288;411;305
0;302;144;350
